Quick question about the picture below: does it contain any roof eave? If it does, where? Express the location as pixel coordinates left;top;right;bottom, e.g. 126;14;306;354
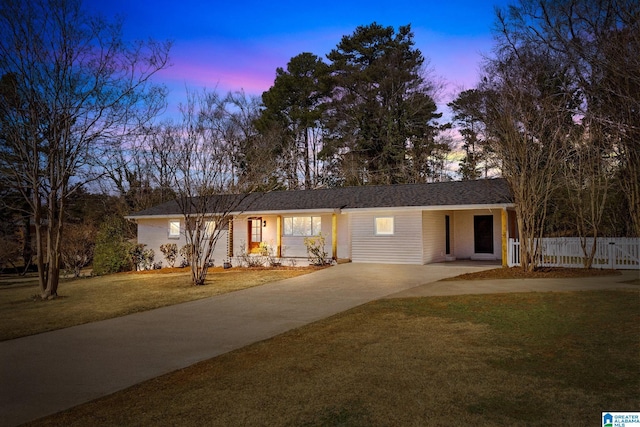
235;208;342;216
341;203;515;213
126;208;343;220
126;203;515;219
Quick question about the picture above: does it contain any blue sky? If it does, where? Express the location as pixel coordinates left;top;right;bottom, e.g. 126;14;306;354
84;0;511;114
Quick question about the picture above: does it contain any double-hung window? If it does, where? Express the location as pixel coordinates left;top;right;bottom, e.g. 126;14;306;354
374;216;394;236
168;220;181;239
283;216;322;236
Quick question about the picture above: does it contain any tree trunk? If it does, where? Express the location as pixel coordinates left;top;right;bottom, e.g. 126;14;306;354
190;260;208;286
20;209;33;276
41;203;64;298
516;212;536;273
35;221;47;295
33;188;48;296
580;236;598;269
44;255;61;298
303;129;311;189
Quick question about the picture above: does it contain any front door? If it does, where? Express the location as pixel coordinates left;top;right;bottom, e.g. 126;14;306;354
474;215;494;254
248;218;262;253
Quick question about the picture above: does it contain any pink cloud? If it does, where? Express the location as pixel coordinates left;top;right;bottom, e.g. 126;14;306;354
159;62;274;94
154;28;495;122
157;39;286;95
156;28;350;99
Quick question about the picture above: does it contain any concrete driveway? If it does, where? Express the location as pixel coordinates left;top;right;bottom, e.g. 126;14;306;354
1;262;636;426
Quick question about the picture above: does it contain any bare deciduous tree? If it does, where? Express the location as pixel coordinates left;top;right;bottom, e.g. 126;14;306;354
479;47;573;271
562;122;615;267
60;222;96;278
165;89;255;286
492;0;640;238
0;0;170;298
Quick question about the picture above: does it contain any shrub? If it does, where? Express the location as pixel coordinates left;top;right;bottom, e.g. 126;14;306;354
304;233;330;266
93;217;133;275
261;241;282;267
159;243;178;267
236;242;265;267
128;244;155;271
179;244;194;267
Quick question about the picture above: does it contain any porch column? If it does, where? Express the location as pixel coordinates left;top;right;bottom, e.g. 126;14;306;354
276;215;282;258
227;218;233;257
332;213;338;260
501;208;508;267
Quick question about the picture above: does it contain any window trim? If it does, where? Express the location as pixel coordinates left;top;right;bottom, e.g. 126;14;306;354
168;219;181;239
282;216;322;237
374;216;395;236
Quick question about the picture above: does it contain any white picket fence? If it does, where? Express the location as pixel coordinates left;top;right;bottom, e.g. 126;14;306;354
507;237;640;270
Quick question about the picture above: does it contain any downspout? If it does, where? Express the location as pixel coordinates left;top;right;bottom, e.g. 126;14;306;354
228;218;234;258
277;215;282;258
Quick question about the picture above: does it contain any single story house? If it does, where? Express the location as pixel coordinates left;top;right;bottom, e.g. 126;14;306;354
126;178;516;266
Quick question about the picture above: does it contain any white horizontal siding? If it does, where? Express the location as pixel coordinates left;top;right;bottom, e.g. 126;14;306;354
207;231;230;265
232;217;249;255
422;211;449;264
137;218;228;268
137;218;184;267
351;210;423;264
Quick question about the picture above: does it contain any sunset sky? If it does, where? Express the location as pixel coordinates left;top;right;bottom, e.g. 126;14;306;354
84;0;511;115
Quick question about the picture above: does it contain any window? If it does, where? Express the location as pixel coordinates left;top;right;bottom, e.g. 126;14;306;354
204;220;216;239
250;218;262;244
283;216;322;236
374;216;394;235
168;220;180;238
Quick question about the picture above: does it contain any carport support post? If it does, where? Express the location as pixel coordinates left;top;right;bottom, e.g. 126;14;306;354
277;215;282;258
501;208;508;267
332;213;337;260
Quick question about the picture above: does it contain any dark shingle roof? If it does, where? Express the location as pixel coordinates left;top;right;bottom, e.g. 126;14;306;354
129;178;513;217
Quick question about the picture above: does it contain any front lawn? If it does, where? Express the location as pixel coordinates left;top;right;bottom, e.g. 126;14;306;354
27;289;640;426
0;267;319;341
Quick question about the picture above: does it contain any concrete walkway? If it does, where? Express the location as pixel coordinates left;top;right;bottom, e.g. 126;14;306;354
1;263;637;426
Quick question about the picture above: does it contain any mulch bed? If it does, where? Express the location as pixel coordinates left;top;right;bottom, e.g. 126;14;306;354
127;266;326;275
443;267;622;281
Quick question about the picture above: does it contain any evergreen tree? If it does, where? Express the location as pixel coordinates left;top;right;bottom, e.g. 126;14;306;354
258;53;329;189
449;89;489;180
322;23;445;185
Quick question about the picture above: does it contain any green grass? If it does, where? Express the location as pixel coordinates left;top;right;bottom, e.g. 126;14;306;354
386;292;640;390
28;289;640;426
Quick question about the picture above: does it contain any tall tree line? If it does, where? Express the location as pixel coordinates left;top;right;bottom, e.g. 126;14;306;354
101;23;450;198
